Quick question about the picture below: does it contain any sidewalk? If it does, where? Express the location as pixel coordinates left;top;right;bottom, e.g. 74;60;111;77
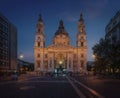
73;74;120;98
0;74;30;82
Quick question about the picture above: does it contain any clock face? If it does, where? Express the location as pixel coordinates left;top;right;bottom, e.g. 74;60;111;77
38;37;41;41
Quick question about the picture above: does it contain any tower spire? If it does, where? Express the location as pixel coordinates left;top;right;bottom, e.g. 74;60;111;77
58;20;64;30
38;14;43;22
79;13;84;21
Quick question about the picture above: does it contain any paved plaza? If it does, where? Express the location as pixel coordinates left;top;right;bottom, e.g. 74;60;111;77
0;74;120;98
0;75;80;98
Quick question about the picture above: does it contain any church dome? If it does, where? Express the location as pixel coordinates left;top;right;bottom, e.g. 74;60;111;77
53;20;70;45
55;20;68;36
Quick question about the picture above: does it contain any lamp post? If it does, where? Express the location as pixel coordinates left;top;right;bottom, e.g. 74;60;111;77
92;54;96;61
19;53;24;73
19;53;24;60
92;54;97;75
92;54;96;67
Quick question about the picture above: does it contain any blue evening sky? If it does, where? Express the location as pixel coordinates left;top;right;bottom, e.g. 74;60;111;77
0;0;120;62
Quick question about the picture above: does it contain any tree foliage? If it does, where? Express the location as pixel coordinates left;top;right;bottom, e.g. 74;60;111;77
92;38;120;76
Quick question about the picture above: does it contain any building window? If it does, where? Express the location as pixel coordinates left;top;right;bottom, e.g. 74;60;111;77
69;64;71;68
81;60;84;67
81;42;84;46
81;54;84;58
37;54;40;58
50;64;52;68
38;42;40;46
38;28;40;32
37;61;41;68
45;54;47;58
50;58;52;68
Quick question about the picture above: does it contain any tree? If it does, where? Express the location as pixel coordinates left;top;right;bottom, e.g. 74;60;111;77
92;38;120;76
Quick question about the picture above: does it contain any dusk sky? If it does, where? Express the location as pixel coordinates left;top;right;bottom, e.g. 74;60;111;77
0;0;120;62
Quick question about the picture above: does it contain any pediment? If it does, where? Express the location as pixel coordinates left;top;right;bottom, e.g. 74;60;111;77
45;44;75;50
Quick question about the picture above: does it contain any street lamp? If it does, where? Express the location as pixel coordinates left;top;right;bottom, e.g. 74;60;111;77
92;54;96;59
19;53;24;60
19;53;24;73
92;54;96;60
59;61;63;64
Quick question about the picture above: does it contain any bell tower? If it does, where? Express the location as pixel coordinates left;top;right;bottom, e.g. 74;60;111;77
76;13;86;47
34;15;45;72
35;15;45;47
76;13;87;73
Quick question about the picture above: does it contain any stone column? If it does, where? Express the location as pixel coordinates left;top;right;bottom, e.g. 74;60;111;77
41;48;44;72
67;53;69;72
48;54;50;72
52;54;54;72
71;53;73;72
77;50;80;72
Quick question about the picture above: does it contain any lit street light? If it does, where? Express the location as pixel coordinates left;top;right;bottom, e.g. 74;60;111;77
92;54;96;61
19;52;24;73
19;53;24;60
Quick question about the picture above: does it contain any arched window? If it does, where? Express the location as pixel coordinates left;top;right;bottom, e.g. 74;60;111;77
37;61;41;68
37;54;40;58
38;42;40;46
81;60;84;67
81;42;84;46
38;28;40;32
81;54;84;58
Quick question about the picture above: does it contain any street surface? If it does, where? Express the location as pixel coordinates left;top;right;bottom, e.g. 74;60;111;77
73;74;120;98
0;74;120;98
0;75;80;98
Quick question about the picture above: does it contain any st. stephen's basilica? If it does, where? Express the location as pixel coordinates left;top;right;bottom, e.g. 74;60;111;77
34;14;87;73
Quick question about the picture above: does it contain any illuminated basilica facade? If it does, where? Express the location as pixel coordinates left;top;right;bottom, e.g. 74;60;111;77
34;14;87;73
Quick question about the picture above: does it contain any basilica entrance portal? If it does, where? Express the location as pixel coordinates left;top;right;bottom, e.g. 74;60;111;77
54;53;67;74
